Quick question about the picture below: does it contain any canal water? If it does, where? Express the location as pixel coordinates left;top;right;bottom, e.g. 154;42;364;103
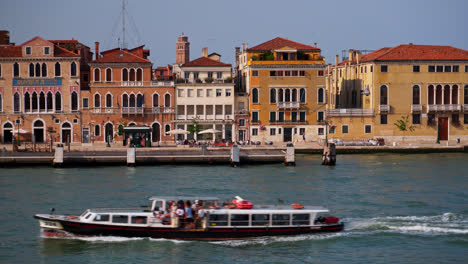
0;153;467;264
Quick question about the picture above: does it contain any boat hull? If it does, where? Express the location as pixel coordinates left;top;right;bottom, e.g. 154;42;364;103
35;215;344;240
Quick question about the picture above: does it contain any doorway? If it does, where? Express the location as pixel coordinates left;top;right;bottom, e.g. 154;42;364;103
238;130;245;142
82;127;89;143
61;122;72;143
2;122;13;144
152;123;161;142
105;123;114;143
438;117;448;141
283;128;292;142
33;120;45;143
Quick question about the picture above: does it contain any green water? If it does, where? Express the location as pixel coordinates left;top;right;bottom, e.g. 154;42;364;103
0;153;467;263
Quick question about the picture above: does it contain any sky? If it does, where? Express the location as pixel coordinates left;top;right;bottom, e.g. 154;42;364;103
1;0;467;67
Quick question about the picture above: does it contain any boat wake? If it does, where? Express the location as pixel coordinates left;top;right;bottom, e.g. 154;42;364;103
212;212;468;247
40;213;466;246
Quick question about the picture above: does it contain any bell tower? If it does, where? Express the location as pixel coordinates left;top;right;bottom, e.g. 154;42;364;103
176;33;190;65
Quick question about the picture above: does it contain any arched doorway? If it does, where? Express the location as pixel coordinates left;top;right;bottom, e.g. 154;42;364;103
105;123;113;143
2;122;13;144
33;120;45;143
61;122;72;143
152;123;161;142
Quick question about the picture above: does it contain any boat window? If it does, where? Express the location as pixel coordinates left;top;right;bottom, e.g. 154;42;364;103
252;214;270;226
85;214;93;219
292;214;310;225
272;214;290;225
230;214;249;226
153;201;163;211
209;214;228;226
80;210;90;217
131;216;147;224
94;214;110;222
112;215;129;224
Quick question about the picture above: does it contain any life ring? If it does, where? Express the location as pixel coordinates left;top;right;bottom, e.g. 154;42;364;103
290;202;304;209
66;216;79;220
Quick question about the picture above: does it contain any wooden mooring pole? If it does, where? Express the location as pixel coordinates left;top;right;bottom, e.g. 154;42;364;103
322;143;336;166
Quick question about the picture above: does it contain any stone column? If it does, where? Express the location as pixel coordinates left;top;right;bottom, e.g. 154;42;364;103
222;124;226;140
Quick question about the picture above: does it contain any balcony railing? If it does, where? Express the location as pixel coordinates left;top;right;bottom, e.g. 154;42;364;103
464;104;468;112
411;104;422;112
427;104;461;112
269;120;307;125
326;108;374;116
379;104;390;113
91;81;174;87
277;102;300;109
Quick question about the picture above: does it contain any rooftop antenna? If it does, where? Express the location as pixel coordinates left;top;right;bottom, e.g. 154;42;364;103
122;0;127;49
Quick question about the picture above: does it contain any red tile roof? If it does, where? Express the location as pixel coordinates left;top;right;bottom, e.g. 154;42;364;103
53;45;79;57
247;37;320;52
337;44;468;66
182;56;231;67
0;45;22;57
92;48;151;63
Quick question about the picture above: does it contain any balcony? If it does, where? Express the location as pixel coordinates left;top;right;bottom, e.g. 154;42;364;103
122;107;144;114
92;81;174;87
269;120;307;125
411;104;422;112
150;81;175;87
277;102;300;109
152;106;175;114
427;104;461;112
326;108;374;116
379;104;390;113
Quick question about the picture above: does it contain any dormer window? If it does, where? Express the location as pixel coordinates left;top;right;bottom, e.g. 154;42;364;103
25;47;32;55
44;47;50;55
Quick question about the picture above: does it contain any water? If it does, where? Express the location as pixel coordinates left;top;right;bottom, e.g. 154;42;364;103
0;153;467;263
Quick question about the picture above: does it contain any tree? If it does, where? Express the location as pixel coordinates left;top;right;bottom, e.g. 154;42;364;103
187;117;201;139
394;115;415;143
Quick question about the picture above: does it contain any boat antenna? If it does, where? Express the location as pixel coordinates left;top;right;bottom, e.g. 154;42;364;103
50;208;55;215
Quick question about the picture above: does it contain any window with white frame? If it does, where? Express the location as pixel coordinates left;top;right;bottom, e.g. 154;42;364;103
252;128;258;136
270;128;276;136
44;47;50;55
225;89;231;97
25;47;31;55
82;98;89;108
206;89;213;97
365;125;372;133
342;125;349;134
216;89;222;97
318;127;324;135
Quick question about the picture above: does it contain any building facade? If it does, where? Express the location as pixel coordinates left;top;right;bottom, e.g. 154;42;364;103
326;44;468;143
174;48;235;141
237;37;327;143
83;43;175;145
0;35;82;144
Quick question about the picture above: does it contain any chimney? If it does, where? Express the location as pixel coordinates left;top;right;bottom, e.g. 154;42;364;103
0;30;10;45
335;55;339;66
202;47;208;57
348;49;354;63
314;42;317;48
356;52;362;64
95;41;100;60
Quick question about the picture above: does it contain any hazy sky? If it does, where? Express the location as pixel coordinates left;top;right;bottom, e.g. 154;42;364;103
1;0;467;67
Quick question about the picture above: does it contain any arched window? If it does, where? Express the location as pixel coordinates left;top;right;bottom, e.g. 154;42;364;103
270;89;276;103
136;68;142;81
94;125;100;136
35;63;40;77
32;92;38;112
285;89;291;102
39;92;46;112
252;88;258;104
70;62;77;77
29;63;34;77
165;124;171;136
278;89;284;102
129;94;136;107
13;62;19;77
153;93;159;107
444;85;450;104
436;85;443;104
292;89;297;102
94;93;100;107
164;94;170;107
24;92;31;112
380;85;388;105
13;92;20;112
0;94;2;112
55;92;62;111
106;94;112;107
94;68;100;82
106;68;112;82
428;85;434;105
71;91;78;111
318;88;324;103
452;85;458;104
464;85;468;104
41;63;47;77
55;62;61;77
122;68;128;81
412;85;420;104
300;88;306;103
136;94;143;107
122;94;128;107
129;69;135;81
46;91;53;111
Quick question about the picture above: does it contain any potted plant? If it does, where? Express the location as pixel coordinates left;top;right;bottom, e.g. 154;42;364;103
204;77;214;83
225;77;233;83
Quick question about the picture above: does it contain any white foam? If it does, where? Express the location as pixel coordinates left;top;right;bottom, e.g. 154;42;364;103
387;225;468;234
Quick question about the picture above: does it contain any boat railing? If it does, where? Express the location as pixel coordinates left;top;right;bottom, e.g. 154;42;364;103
89;207;150;213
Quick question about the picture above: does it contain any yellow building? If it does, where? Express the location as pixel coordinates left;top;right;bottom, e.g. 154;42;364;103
326;44;468;144
237;37;327;143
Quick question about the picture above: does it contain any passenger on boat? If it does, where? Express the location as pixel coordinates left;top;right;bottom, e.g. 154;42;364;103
195;202;206;229
158;209;171;225
175;200;185;228
185;200;194;229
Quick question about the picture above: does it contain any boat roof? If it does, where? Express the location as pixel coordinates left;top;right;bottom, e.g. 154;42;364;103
148;196;220;201
210;205;329;214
